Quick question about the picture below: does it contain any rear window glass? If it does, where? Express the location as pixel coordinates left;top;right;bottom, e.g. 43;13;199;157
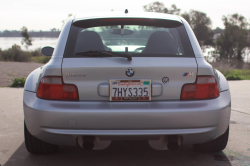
64;19;194;58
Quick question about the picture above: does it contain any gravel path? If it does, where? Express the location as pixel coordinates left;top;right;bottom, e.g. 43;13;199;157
0;61;43;87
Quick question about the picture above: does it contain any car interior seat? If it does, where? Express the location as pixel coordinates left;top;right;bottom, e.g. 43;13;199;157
142;31;178;54
74;31;107;53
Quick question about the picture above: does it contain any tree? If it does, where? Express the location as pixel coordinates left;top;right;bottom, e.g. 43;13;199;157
20;26;32;50
216;14;250;62
168;4;181;15
213;27;223;34
181;10;214;48
143;2;180;15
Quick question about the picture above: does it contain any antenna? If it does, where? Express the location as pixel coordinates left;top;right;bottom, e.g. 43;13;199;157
125;9;128;14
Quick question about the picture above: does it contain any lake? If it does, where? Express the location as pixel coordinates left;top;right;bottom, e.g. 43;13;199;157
0;37;58;50
1;37;249;63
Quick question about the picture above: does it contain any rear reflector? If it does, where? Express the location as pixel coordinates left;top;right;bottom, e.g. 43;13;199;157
181;76;219;100
37;76;79;101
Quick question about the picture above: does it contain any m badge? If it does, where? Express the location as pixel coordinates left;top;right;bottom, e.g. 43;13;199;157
183;72;194;76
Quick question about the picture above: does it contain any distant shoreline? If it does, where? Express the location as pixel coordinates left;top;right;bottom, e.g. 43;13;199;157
0;30;60;38
0;37;58;38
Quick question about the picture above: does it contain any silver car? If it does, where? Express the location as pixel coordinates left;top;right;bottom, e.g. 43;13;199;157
23;11;231;154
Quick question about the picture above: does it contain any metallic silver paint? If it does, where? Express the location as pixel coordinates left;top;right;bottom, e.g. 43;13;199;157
214;69;230;92
24;57;63;92
151;82;163;97
196;57;215;76
24;90;230;145
98;82;109;97
23;13;231;149
62;57;197;100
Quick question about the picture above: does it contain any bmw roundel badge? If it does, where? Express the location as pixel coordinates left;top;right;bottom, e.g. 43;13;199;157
162;77;169;84
126;68;135;77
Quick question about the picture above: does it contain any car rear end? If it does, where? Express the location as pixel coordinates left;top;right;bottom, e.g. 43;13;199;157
23;13;231;151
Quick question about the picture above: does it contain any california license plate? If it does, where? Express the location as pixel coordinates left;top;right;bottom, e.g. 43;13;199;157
110;80;151;101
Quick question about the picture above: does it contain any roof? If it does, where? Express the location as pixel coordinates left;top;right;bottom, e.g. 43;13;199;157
74;12;182;23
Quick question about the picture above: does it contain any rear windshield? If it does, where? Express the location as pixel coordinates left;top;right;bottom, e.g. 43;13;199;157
64;19;194;58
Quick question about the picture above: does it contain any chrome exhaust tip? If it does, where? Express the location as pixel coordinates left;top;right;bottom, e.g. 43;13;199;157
167;135;180;151
82;136;94;150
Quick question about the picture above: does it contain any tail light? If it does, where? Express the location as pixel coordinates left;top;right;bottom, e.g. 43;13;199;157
181;76;219;100
37;76;79;101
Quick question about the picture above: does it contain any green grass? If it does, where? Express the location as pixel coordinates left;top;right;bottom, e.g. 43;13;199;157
10;77;26;87
217;68;250;80
31;56;51;64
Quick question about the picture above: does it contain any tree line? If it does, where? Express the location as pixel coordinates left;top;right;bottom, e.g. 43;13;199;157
2;3;250;62
143;2;250;62
0;29;60;38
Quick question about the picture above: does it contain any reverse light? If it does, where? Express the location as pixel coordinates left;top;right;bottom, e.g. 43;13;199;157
181;76;219;100
37;76;79;101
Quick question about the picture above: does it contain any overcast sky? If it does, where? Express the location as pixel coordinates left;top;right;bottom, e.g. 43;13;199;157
0;0;250;31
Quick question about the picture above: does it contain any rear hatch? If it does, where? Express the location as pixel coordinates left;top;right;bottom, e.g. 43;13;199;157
62;17;197;101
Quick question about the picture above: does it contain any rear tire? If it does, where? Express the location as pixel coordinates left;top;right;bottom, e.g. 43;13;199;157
24;122;58;154
193;127;229;152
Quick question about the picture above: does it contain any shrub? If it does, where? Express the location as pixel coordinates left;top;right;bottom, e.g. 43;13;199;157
30;48;43;57
0;48;2;60
0;44;31;62
225;74;242;80
41;56;51;63
10;77;26;87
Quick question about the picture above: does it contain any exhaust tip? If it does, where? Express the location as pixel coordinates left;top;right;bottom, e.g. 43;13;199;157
167;141;179;150
167;135;180;151
82;136;94;150
83;140;94;150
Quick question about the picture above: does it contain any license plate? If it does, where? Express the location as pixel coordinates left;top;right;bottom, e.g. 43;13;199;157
110;80;151;101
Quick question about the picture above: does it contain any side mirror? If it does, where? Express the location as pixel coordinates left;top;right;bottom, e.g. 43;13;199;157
41;46;54;56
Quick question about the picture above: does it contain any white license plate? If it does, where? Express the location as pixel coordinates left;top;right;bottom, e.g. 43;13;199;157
110;80;151;101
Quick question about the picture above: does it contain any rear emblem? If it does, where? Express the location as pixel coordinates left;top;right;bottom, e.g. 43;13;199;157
126;68;134;77
183;72;194;76
66;73;86;77
162;77;169;84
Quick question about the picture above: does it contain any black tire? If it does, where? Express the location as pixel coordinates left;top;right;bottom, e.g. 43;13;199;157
24;122;58;154
193;127;229;152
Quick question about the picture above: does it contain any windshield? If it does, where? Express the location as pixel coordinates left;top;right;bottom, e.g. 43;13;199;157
64;21;194;58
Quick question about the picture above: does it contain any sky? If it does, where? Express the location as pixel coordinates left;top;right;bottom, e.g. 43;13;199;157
0;0;250;31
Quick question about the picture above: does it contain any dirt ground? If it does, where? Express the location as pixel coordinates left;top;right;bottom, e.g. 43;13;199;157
0;61;43;87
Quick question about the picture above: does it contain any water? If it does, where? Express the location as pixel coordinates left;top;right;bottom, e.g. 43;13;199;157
0;37;58;50
1;37;249;63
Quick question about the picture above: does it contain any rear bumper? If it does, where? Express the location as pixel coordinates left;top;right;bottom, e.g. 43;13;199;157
23;90;231;146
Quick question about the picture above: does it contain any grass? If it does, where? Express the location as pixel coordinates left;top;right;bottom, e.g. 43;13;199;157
216;68;250;80
211;61;250;80
31;56;51;64
9;77;26;87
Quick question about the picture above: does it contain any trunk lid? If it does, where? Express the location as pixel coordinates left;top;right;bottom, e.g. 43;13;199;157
62;57;197;101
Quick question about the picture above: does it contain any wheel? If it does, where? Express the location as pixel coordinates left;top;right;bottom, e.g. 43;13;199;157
193;127;229;152
24;122;58;154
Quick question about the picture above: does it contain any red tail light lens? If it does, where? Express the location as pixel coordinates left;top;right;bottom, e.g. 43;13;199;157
181;76;219;100
37;76;79;101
